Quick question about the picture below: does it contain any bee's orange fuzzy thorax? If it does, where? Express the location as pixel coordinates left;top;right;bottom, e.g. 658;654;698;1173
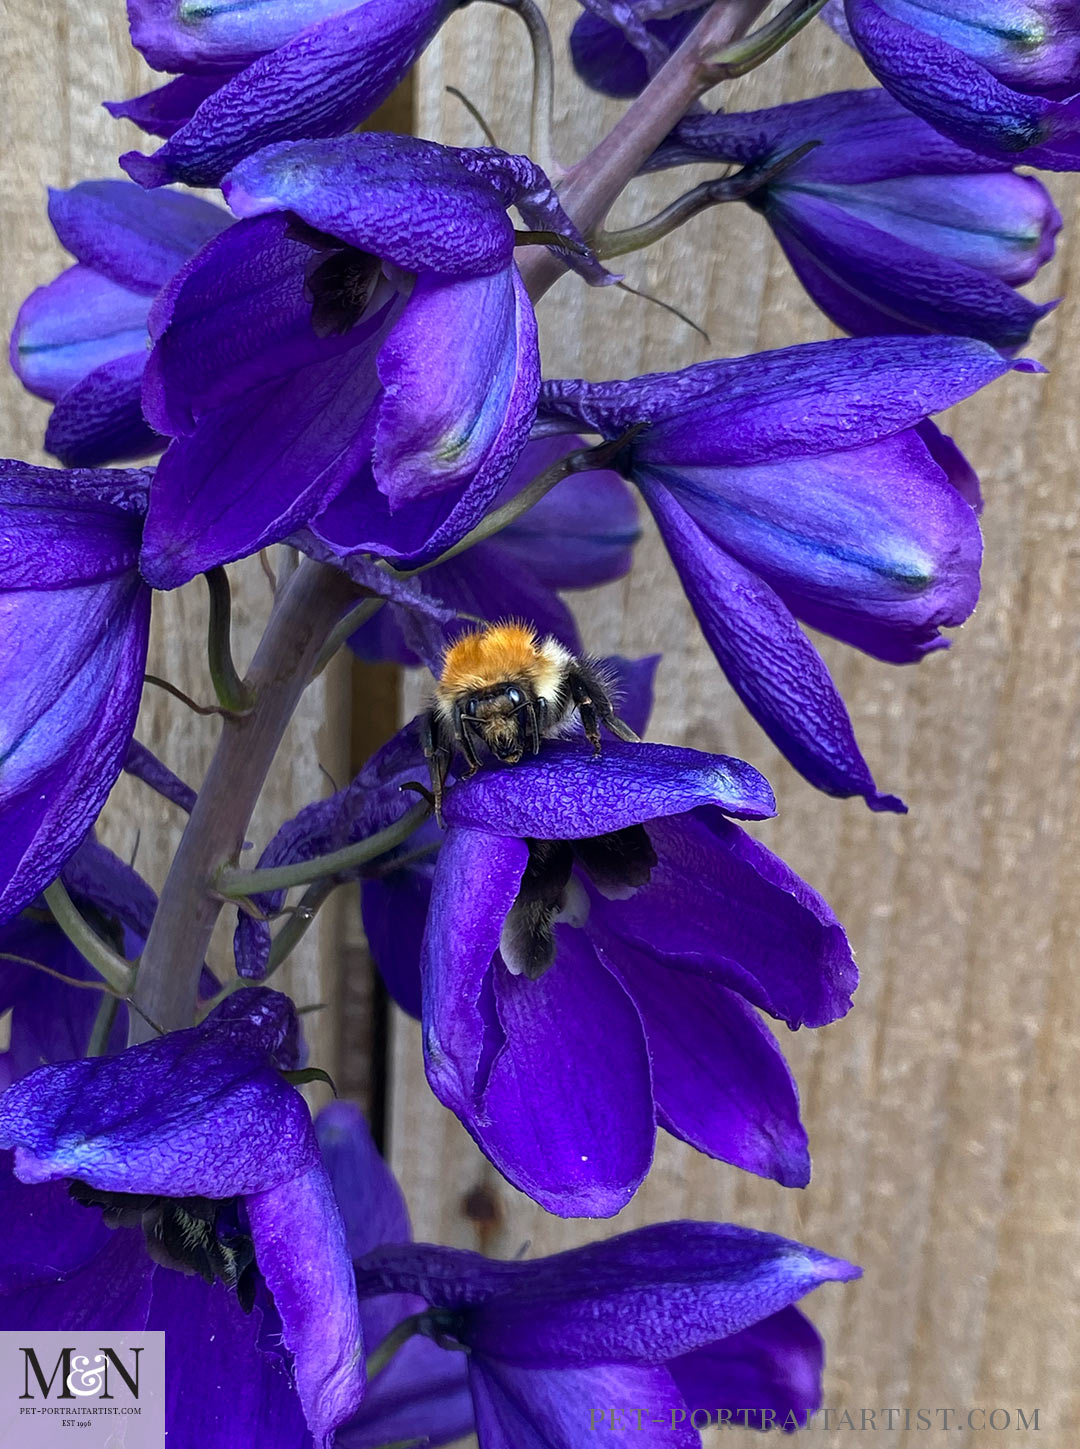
437;623;543;699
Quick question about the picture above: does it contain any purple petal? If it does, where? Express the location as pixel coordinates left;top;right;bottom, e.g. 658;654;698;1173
356;1222;860;1365
360;861;433;1019
590;808;858;1031
123;2;452;187
47;180;230;294
45;352;162;468
596;937;810;1186
471;1359;697;1449
124;738;197;813
0;1220;154;1332
127;0;360;70
222;134;517;276
10;265;150;402
542;334;1023;451
604;653;660;738
315;1101;410;1260
374;266;539;507
477;929;655;1217
106;72;235;139
571;5;707;98
668;1306;824;1431
0;1152;112;1294
148;1271;313;1449
420;829;528;1116
643;484;904;809
844;0;1080;169
0;989;319;1195
442;739;775;838
247;1163;365;1448
649;428;984;664
916;420;982;511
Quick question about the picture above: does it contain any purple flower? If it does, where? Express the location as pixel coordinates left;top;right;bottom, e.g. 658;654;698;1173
570;1;710;97
832;0;1080;169
139;135;599;588
114;0;456;188
354;1218;858;1446
421;738;855;1215
0;463;153;925
9;180;228;466
346;435;640;666
542;334;1035;809
648;89;1061;351
0;988;364;1447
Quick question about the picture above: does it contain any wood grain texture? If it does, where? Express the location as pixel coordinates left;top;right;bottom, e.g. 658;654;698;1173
0;0;351;1079
392;6;1080;1446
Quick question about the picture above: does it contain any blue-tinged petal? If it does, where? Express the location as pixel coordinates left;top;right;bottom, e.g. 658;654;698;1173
768;188;1054;350
0;462;151;922
571;4;708;98
148;1271;314;1449
844;0;1080;168
47;180;230;294
124;3;453;188
642;483;904;809
595;936;810;1186
247;1163;365;1449
471;1359;697;1449
10;266;150;403
668;1306;824;1431
590;808;858;1030
106;72;237;139
222;133;517;275
420;828;527;1115
646;428;984;664
476;929;655;1217
0;990;318;1194
46;352;162;468
128;0;361;70
541;334;1027;450
442;739;775;838
375;266;539;508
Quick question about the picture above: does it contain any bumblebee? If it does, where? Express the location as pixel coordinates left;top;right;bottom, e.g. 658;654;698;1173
422;621;638;820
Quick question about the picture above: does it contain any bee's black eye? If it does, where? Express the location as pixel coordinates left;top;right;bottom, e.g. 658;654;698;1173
506;687;523;707
464;698;479;717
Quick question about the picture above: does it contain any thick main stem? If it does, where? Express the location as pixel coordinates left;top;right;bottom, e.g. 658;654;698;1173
130;560;357;1040
517;0;769;302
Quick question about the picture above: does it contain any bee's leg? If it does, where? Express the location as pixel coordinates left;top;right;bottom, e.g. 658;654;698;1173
526;699;542;756
452;704;481;777
568;663;639;755
421;710;452;826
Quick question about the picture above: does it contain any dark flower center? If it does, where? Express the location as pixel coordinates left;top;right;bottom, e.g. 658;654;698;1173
500;826;657;980
68;1180;257;1312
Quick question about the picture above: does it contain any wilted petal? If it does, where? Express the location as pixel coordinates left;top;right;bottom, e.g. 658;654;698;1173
222;135;516;276
442;739;775;838
374;266;538;507
0;990;319;1195
596;935;809;1186
247;1163;365;1448
641;482;900;808
668;1306;824;1430
590;808;858;1030
124;2;453;187
47;180;230;294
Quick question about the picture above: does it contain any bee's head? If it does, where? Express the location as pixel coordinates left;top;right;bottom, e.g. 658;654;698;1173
462;683;534;763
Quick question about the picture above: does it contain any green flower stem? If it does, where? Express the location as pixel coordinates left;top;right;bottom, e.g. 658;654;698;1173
217;800;431;899
43;880;135;996
703;0;828;80
205;566;256;714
